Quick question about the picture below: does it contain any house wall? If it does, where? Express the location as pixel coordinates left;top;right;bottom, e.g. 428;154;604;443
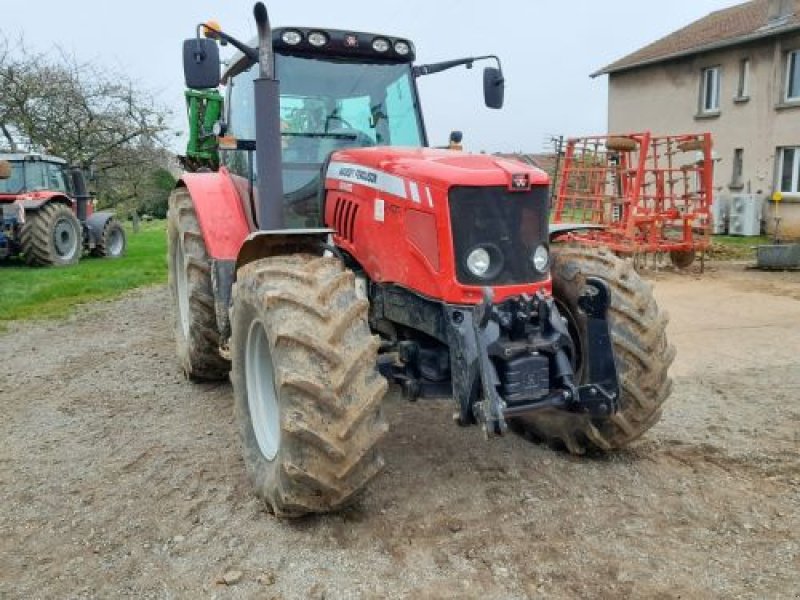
607;31;800;238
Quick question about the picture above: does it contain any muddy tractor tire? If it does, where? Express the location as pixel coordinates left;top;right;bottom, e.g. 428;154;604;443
91;219;127;258
167;187;230;380
20;203;82;266
231;255;389;517
514;245;674;454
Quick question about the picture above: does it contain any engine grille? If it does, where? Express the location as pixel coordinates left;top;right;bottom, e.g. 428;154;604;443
332;196;359;243
448;185;549;286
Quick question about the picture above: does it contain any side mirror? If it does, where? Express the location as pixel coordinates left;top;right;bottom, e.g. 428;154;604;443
0;160;10;180
183;38;221;89
483;67;505;109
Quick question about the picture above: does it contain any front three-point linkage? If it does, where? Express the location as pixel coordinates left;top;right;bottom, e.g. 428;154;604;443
472;278;620;437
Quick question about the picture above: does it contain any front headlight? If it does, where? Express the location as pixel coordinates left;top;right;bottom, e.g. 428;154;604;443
531;244;549;272
465;244;503;280
466;247;491;277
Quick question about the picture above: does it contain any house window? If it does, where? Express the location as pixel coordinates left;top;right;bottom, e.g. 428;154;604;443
778;147;800;193
786;50;800;101
736;59;750;99
701;67;721;112
731;148;744;187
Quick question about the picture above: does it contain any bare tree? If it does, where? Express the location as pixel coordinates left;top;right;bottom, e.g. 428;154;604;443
0;35;173;214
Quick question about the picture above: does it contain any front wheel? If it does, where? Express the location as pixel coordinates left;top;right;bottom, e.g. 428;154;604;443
91;219;127;258
513;245;675;453
231;255;388;517
167;187;229;380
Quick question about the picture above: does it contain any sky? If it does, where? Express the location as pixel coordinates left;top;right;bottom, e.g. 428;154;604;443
2;0;743;154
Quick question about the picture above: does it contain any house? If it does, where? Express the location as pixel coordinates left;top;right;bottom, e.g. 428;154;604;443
593;0;800;238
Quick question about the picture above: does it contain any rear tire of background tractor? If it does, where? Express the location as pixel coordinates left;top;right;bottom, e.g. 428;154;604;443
167;187;229;381
513;245;675;454
91;219;127;258
231;255;388;517
20;203;82;266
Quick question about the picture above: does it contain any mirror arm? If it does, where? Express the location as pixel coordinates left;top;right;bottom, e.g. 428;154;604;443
414;55;503;78
196;24;259;63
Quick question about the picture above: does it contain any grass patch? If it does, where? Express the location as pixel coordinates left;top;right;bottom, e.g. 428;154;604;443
709;234;772;260
0;220;167;328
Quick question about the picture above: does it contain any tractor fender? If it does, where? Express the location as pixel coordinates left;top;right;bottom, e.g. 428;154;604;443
549;223;606;242
18;192;71;213
85;211;116;245
235;228;335;272
179;168;251;260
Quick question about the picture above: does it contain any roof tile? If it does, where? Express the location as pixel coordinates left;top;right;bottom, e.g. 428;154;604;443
594;0;800;76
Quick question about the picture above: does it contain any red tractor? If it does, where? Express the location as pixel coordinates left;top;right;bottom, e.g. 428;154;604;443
0;153;126;266
172;4;674;517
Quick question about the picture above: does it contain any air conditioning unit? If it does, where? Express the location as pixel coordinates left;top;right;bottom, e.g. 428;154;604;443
728;194;762;236
712;195;729;234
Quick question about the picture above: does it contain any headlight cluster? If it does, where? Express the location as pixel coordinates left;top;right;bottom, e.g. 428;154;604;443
280;30;330;47
280;29;411;57
465;244;549;280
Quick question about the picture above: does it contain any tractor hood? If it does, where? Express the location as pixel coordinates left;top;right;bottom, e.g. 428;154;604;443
326;147;548;197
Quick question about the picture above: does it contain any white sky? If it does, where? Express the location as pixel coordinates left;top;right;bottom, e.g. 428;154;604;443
2;0;741;153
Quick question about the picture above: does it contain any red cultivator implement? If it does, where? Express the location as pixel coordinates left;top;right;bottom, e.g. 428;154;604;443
552;132;714;268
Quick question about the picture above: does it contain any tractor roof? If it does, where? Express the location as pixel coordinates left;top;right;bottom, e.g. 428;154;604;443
0;152;67;165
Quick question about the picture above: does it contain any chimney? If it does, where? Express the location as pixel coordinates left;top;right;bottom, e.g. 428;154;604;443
767;0;794;24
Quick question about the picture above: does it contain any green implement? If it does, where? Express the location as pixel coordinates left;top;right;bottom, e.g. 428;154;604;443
183;89;223;170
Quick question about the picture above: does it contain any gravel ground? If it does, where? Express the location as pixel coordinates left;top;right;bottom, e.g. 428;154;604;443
1;261;798;599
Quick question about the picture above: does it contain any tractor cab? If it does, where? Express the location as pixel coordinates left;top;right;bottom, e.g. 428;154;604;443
219;30;425;227
185;24;504;227
0;154;73;199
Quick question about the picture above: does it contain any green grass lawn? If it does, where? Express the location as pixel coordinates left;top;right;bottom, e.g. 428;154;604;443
0;220;167;329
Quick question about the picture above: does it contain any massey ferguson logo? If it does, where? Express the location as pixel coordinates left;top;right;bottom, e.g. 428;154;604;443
338;166;378;185
511;173;530;191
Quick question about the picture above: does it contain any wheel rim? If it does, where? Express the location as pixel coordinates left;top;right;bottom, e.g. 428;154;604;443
174;240;191;339
53;216;79;260
245;319;280;461
108;227;124;256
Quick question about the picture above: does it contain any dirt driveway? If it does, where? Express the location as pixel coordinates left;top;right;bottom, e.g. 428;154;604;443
1;261;798;599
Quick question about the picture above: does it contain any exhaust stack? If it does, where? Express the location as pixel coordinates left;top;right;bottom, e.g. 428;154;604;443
252;2;285;230
70;167;90;223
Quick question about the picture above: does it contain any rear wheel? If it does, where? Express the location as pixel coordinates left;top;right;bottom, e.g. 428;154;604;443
20;203;82;266
513;246;674;453
231;255;388;517
167;187;229;380
91;219;127;258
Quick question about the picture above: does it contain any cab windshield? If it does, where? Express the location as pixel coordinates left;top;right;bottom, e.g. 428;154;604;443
223;54;425;225
0;162;26;194
0;160;70;194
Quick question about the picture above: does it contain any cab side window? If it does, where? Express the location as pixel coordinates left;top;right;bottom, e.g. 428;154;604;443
46;163;69;193
221;65;257;178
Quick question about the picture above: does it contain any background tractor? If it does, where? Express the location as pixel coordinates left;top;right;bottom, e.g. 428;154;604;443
0;153;126;266
171;4;674;517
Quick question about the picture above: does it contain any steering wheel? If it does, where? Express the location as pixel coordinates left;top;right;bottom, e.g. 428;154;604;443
325;115;353;132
